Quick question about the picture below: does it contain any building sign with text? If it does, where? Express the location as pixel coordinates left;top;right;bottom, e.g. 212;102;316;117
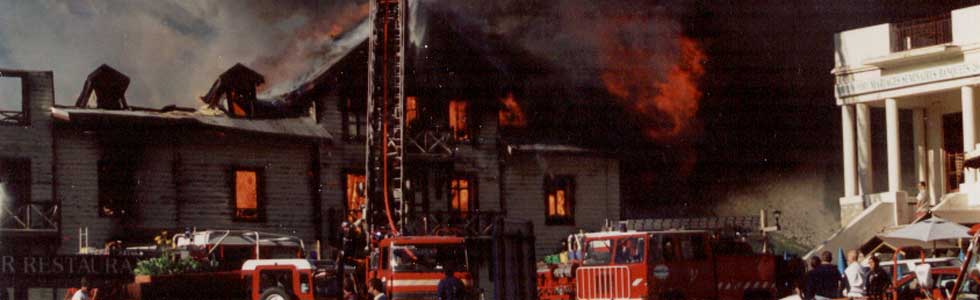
0;255;141;278
836;62;980;98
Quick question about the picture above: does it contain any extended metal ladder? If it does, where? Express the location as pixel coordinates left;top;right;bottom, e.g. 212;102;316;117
365;0;407;234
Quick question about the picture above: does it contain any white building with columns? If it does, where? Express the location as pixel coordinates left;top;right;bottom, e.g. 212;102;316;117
814;4;980;255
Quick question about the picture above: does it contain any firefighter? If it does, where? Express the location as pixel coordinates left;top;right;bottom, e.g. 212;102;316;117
437;265;465;300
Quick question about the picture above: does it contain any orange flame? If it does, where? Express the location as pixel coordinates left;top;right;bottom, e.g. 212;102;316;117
600;35;705;141
499;92;527;128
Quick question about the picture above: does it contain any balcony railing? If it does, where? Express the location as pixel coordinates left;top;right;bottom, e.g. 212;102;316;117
1;202;58;232
406;127;457;156
891;13;952;52
0;110;25;125
401;210;503;237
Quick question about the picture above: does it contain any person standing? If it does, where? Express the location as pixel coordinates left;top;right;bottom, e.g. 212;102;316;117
801;256;822;300
71;278;90;300
804;251;844;300
368;278;387;300
342;279;358;300
437;265;465;300
916;181;930;210
843;250;868;298
866;257;891;300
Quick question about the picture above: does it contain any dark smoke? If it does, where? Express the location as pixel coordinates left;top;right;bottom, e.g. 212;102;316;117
0;0;366;108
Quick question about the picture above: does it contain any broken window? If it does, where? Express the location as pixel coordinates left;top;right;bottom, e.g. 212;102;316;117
0;74;26;126
0;159;30;228
498;93;527;128
545;175;575;225
98;159;135;217
449;176;475;216
448;100;470;141
344;172;367;222
341;97;366;141
233;169;262;221
406;96;418;126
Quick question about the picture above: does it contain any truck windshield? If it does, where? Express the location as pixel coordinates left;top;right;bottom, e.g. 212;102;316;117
584;239;613;266
391;244;467;273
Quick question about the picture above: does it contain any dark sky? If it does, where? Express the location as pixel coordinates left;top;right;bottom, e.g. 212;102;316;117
616;0;980;217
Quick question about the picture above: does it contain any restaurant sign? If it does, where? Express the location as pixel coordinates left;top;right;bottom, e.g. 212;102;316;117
836;62;980;98
0;255;141;277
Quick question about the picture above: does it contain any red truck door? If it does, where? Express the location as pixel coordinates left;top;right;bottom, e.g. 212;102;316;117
647;233;717;300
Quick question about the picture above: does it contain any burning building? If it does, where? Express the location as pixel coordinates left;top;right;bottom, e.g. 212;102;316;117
0;2;621;298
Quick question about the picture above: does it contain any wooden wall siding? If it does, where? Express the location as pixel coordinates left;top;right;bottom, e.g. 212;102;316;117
55;130;113;254
0;71;54;206
448;114;500;212
55;126;320;254
174;131;316;241
317;95;366;243
503;153;620;258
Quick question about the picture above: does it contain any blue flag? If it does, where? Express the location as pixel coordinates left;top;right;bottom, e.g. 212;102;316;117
837;247;847;274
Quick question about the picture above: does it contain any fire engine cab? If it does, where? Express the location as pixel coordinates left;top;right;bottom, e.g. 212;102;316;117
540;229;779;300
366;236;472;299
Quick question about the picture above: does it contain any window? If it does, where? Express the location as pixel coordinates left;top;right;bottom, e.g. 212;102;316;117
498;93;526;128
583;239;612;266
406;96;418;126
680;235;708;261
0;159;30;228
0;75;26;126
449;176;475;215
614;237;645;264
344;172;367;222
233;169;262;221
341;97;366;141
448;100;469;141
98;159;135;217
544;175;574;225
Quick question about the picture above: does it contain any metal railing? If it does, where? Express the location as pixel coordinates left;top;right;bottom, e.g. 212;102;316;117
575;265;632;300
1;202;58;231
0;110;25;125
406;128;456;156
891;13;952;52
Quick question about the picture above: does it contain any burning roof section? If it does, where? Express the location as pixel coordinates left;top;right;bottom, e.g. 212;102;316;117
56;64;330;140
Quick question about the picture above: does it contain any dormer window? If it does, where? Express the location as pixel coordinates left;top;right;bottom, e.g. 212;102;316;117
201;63;265;118
75;64;130;110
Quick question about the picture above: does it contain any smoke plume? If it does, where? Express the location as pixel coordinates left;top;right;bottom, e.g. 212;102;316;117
0;0;366;108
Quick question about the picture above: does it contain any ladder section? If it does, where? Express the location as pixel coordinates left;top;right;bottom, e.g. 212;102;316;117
365;0;407;235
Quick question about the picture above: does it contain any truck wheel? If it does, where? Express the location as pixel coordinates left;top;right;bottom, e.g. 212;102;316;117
259;287;291;300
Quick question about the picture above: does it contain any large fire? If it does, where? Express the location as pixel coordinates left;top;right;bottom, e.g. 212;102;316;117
600;35;706;141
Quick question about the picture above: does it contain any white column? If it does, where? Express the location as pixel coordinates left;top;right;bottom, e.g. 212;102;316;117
927;106;944;205
913;109;927;183
964;86;977;184
842;105;857;196
886;98;902;192
856;103;874;194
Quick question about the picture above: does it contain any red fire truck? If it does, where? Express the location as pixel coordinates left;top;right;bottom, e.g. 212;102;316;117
539;229;780;300
364;235;473;299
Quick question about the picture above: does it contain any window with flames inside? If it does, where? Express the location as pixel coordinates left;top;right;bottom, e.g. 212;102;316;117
0;159;30;228
448;100;470;142
449;176;474;216
234;169;262;221
345;173;367;222
545;175;574;225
